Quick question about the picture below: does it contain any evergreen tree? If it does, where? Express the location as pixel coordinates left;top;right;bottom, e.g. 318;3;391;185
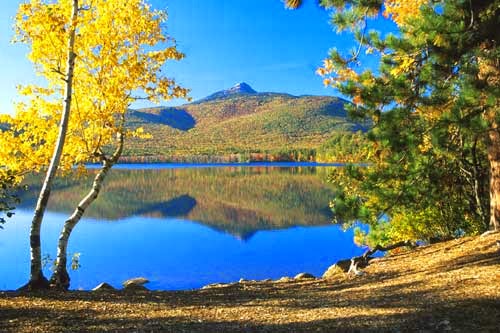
286;0;500;242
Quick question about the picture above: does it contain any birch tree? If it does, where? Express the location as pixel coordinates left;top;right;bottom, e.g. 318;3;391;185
5;0;188;290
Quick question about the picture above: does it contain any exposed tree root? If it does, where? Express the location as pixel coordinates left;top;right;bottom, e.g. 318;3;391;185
49;270;71;291
17;274;50;292
481;230;500;238
332;240;416;276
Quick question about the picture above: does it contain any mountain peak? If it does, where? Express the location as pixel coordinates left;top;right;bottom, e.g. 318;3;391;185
229;82;257;94
195;82;257;103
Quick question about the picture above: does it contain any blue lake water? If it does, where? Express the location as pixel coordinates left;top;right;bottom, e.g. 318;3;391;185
0;163;364;291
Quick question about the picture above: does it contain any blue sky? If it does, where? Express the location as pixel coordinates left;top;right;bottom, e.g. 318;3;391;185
0;0;394;114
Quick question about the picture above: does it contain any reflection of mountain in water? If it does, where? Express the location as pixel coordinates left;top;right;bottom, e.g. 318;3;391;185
134;194;197;217
19;166;335;239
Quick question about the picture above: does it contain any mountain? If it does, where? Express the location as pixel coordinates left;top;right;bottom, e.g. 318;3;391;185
196;82;257;103
124;83;366;162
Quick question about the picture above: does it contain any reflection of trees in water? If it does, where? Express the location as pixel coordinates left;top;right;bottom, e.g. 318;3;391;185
19;167;336;238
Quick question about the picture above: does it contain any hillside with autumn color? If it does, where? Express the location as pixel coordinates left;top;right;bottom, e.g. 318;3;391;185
123;83;366;162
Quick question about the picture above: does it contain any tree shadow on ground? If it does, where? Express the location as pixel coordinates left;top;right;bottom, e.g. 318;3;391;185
1;292;499;332
438;250;500;272
0;304;100;332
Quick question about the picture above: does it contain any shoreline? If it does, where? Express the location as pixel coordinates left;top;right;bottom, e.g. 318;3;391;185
2;234;499;332
85;161;349;169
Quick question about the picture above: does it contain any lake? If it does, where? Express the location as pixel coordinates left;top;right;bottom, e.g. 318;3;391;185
0;163;365;291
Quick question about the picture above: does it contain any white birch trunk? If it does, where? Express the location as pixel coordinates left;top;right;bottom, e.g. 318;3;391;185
50;133;124;289
23;0;79;290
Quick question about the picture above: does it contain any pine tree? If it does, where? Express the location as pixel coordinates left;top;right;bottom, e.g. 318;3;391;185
288;0;500;241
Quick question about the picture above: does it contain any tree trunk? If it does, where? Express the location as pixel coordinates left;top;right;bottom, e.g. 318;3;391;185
20;0;79;291
471;135;489;228
348;240;414;275
332;240;415;274
50;133;124;290
487;121;500;231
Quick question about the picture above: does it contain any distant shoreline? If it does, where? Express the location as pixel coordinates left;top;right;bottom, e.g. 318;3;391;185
85;161;349;169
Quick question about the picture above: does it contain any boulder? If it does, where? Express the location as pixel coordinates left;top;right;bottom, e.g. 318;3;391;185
323;257;372;277
201;282;236;289
123;284;149;292
122;277;149;288
294;272;315;280
322;264;344;279
201;283;220;289
92;282;116;292
276;276;293;283
334;259;353;272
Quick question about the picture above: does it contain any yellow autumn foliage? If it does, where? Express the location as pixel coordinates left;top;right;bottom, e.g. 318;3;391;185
0;0;188;180
383;0;428;27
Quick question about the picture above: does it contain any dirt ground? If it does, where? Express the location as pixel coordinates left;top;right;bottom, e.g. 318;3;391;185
1;233;499;332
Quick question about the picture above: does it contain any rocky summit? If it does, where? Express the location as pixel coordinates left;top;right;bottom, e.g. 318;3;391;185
196;82;257;103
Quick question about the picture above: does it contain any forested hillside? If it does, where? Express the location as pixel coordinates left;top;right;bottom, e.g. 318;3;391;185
123;83;366;162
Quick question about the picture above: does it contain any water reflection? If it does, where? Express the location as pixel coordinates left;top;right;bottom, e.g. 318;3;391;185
0;164;364;291
19;165;336;240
